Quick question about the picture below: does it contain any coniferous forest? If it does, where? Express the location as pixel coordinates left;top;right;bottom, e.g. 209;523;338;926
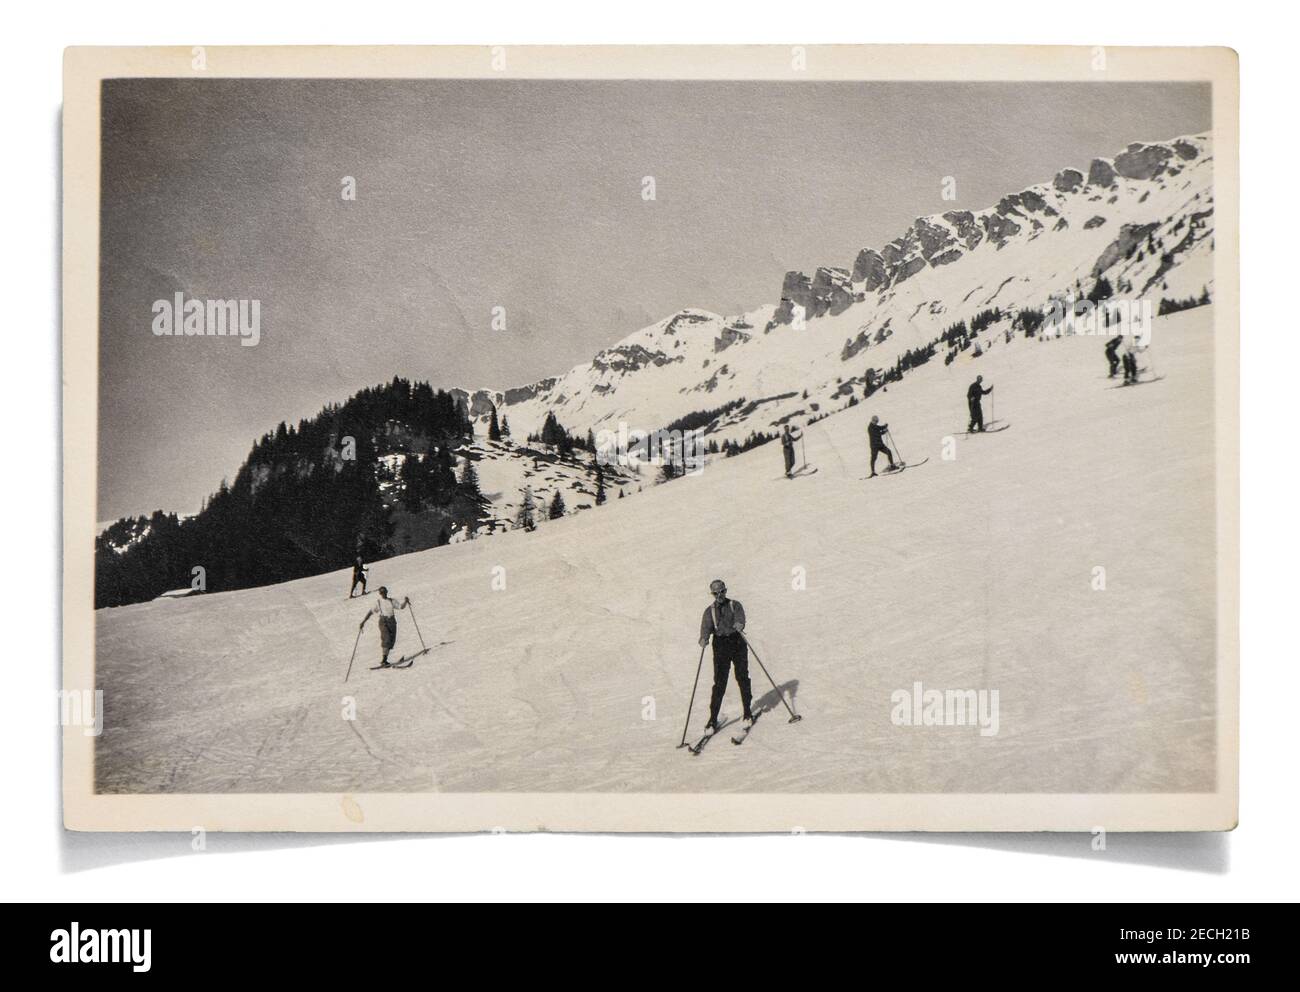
95;378;482;608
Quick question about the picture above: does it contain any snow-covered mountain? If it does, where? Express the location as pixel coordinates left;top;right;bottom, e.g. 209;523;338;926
453;134;1214;448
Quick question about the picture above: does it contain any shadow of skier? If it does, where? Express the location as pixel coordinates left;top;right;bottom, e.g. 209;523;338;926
752;679;800;717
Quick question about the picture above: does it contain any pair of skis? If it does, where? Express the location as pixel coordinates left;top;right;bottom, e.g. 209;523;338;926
958;421;1011;436
686;710;764;754
368;639;454;671
864;457;929;480
369;648;428;671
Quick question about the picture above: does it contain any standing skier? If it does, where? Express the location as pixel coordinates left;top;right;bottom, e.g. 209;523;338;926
697;579;754;732
1105;335;1123;378
780;424;803;478
349;556;369;598
966;375;994;432
359;586;410;668
867;415;898;477
1122;333;1145;384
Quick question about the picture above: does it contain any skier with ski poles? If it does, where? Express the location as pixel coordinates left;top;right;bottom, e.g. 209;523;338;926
1126;328;1153;384
697;579;754;734
349;556;369;598
966;375;994;432
1122;332;1147;384
359;586;410;669
867;415;898;477
1105;335;1123;378
780;424;803;478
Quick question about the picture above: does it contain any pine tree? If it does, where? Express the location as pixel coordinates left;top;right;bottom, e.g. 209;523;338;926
500;415;512;439
548;490;566;519
459;457;483;501
517;488;536;531
401;454;424;511
488;405;502;442
594;460;606;505
541;411;563;447
425;444;457;504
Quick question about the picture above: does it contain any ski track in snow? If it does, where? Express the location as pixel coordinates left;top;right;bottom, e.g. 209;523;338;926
94;307;1217;795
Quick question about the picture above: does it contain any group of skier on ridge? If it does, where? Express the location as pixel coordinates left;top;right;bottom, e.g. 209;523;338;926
861;375;994;478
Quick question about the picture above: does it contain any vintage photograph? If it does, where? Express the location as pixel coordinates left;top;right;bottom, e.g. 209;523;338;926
62;46;1239;831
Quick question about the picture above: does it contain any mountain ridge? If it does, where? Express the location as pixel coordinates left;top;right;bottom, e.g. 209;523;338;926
451;132;1213;446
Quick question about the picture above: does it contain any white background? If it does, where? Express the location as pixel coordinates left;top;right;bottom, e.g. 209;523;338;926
3;0;1292;902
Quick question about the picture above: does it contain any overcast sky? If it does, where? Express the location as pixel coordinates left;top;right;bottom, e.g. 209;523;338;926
98;79;1209;522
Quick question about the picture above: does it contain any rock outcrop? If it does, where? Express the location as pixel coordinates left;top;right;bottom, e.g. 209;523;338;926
852;248;888;290
1114;142;1174;181
1088;158;1116;187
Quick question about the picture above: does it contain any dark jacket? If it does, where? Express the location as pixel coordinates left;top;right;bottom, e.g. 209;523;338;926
967;381;992;403
700;598;746;641
867;422;889;448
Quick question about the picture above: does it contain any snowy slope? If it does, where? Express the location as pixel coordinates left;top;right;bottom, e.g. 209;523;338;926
453;134;1214;453
94;305;1216;795
459;437;641;533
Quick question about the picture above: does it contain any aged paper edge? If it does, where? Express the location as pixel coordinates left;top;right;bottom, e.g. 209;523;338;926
62;45;1240;832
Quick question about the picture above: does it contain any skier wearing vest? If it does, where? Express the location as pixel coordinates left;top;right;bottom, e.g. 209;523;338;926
697;579;754;732
867;415;897;477
359;586;410;668
967;375;993;432
349;556;369;598
1123;332;1147;384
780;424;802;478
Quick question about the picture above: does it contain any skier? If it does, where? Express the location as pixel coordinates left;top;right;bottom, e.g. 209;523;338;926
867;415;897;477
349;556;369;598
697;579;754;733
780;424;803;478
1122;333;1146;384
359;586;410;668
1105;335;1123;378
967;375;994;432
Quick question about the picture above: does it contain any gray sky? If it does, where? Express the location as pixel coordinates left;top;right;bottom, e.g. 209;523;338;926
98;79;1209;522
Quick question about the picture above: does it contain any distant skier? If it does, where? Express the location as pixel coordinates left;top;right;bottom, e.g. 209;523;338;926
966;375;994;432
780;425;803;478
697;579;754;733
1122;334;1146;384
867;415;897;477
349;556;369;598
359;586;410;668
1105;335;1123;378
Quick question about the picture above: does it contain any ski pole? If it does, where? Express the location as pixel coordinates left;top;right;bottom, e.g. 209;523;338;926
739;633;802;723
678;642;708;748
991;391;996;428
343;625;363;684
406;600;429;653
800;435;807;471
886;429;905;464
